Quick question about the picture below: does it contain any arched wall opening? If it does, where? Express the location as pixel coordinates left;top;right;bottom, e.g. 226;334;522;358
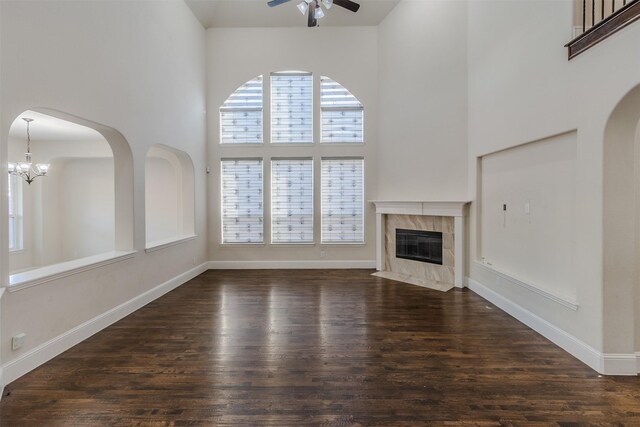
6;108;133;283
603;83;640;356
145;144;195;249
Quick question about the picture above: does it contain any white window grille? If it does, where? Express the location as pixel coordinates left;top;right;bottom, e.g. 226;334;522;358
271;72;313;144
320;76;363;144
271;159;313;243
221;159;264;243
220;76;263;144
8;173;23;251
321;158;364;243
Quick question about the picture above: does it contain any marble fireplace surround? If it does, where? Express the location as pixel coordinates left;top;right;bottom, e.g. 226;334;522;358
371;201;470;292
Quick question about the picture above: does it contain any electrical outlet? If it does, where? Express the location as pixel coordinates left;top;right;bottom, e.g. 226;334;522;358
12;333;26;351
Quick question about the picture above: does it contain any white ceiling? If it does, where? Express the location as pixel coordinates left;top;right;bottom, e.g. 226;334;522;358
185;0;400;28
9;110;104;142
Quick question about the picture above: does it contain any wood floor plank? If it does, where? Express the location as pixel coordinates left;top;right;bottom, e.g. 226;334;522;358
0;269;639;425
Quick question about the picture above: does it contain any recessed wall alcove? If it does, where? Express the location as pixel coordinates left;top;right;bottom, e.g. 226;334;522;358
144;144;195;251
7;109;134;289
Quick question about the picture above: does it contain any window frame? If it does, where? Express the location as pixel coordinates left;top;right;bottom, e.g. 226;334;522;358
320;76;365;145
217;72;367;246
220;158;265;245
219;75;264;145
8;173;23;252
270;71;314;145
270;157;314;245
320;157;365;245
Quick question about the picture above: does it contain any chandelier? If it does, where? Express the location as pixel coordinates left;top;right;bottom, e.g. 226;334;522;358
8;118;50;185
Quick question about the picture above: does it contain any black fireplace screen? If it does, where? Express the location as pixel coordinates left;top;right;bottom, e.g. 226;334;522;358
395;229;443;265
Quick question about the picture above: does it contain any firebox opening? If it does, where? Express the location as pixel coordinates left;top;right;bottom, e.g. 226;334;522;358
395;228;443;265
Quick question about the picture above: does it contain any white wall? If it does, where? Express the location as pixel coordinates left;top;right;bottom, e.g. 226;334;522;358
467;0;640;360
480;131;577;302
45;157;115;263
0;0;206;372
145;156;179;244
377;0;468;201
206;27;378;264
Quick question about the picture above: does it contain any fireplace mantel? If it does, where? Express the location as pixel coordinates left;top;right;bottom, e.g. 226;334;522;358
371;201;469;217
371;200;471;289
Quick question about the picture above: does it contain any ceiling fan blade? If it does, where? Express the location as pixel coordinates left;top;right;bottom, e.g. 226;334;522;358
333;0;360;12
267;0;291;7
308;0;317;27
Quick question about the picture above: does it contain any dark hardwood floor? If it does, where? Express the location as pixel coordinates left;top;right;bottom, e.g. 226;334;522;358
1;269;639;426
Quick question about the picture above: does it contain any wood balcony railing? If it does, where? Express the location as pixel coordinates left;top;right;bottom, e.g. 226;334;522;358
566;0;640;59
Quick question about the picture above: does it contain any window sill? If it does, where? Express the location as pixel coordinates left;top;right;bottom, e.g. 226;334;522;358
8;250;137;293
320;242;366;246
145;235;197;253
219;242;266;247
9;249;25;254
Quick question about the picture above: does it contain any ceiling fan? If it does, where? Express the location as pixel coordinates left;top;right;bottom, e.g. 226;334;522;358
267;0;361;27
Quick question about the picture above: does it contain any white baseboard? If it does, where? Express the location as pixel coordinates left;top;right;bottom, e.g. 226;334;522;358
1;262;209;388
207;260;376;269
467;277;638;376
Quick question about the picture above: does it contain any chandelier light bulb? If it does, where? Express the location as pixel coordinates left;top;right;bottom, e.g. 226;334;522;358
322;0;333;9
314;5;325;19
297;1;308;14
7;117;50;185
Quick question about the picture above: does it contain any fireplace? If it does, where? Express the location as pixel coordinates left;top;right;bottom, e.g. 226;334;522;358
396;229;443;265
371;201;469;291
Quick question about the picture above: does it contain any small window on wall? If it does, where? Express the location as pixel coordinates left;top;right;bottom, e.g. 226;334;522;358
321;158;364;243
220;76;263;144
320;76;364;144
8;174;23;251
221;159;264;243
271;71;313;144
271;159;313;244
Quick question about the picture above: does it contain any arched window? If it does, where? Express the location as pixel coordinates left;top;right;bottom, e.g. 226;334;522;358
320;76;364;144
217;72;365;245
220;75;263;144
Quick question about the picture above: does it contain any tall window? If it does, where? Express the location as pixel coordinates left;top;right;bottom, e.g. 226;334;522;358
321;158;364;243
271;159;313;243
320;76;364;144
218;72;366;245
271;72;313;144
220;76;263;144
221;159;264;243
8;174;23;251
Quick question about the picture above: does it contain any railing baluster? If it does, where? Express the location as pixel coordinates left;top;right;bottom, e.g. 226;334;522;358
612;0;615;14
601;0;604;20
583;0;587;32
592;0;595;28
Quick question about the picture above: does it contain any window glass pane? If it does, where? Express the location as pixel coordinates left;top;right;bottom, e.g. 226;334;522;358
221;159;264;243
7;174;22;251
320;76;363;144
220;76;263;144
321;158;364;243
271;159;313;243
8;217;14;250
271;72;312;144
7;174;14;216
